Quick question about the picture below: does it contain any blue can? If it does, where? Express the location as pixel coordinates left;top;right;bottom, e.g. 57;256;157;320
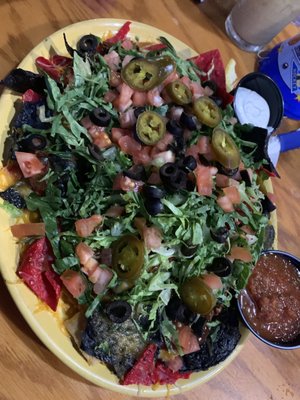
258;35;300;120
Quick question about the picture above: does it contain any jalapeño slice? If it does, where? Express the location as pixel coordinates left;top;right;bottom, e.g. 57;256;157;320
193;96;222;128
136;111;166;145
121;56;176;91
212;127;240;169
165;80;192;105
112;235;144;281
180;276;216;315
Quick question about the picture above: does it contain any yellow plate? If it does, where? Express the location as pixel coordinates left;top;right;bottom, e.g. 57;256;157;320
0;18;265;397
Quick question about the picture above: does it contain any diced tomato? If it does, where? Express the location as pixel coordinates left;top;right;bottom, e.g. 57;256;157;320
17;237;62;311
217;195;234;212
215;174;240;188
195;164;213;196
240;225;255;235
122;54;134;67
111;127;130;143
22;89;42;103
134;217;162;249
197;136;211;154
190;81;204;101
60;270;87;298
93;267;113;294
75;215;103;238
109;70;122;87
155;133;174;152
28;174;47;195
161;71;180;87
118;135;142;155
15;151;45;178
81;115;93;130
11;222;45;238
103;50;121;71
83;261;100;282
113;83;134;112
113;173;143;192
88;125;106;139
104;90;118;103
186;144;199;160
203;85;214;97
177;325;200;355
75;242;95;265
0;163;22;191
202;273;223;290
230;246;253;262
93;132;112;149
132;146;152;165
105;205;124;217
119;109;136;128
104;21;131;45
180;75;192;89
223;186;241;204
121;38;133;51
147;86;164;107
143;225;162;250
132;91;148;106
147;171;162;185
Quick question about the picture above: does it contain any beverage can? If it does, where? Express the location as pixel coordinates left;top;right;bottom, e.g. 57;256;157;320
258;34;300;120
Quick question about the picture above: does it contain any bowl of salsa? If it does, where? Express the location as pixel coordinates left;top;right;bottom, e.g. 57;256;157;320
238;250;300;350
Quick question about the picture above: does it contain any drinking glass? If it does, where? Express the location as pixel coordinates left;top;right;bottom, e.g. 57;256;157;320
225;0;300;52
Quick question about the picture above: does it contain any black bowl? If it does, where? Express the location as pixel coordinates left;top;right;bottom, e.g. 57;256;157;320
238;250;300;350
233;72;284;132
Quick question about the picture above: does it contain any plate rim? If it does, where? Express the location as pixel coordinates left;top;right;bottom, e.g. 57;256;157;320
0;17;260;397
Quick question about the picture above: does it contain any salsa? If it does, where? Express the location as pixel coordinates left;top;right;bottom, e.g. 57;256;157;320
240;253;300;342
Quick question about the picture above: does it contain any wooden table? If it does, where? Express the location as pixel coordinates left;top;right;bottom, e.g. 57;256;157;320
0;1;299;399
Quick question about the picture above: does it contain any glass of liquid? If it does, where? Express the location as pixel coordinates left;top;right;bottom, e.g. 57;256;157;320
225;0;300;52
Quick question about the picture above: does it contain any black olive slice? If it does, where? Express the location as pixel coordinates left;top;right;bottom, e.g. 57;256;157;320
123;165;146;181
89;107;111;127
134;107;146;119
210;227;229;243
181;242;198;258
18;134;47;153
180;155;197;171
143;184;166;199
88;144;103;161
144;198;164;215
77;34;99;55
179;111;197;131
105;300;132;323
206;257;232;277
166;120;183;137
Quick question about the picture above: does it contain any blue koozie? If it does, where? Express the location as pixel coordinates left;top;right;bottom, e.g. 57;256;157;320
258;35;300;120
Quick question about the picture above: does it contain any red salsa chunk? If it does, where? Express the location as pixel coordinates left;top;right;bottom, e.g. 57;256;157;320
240;253;300;342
